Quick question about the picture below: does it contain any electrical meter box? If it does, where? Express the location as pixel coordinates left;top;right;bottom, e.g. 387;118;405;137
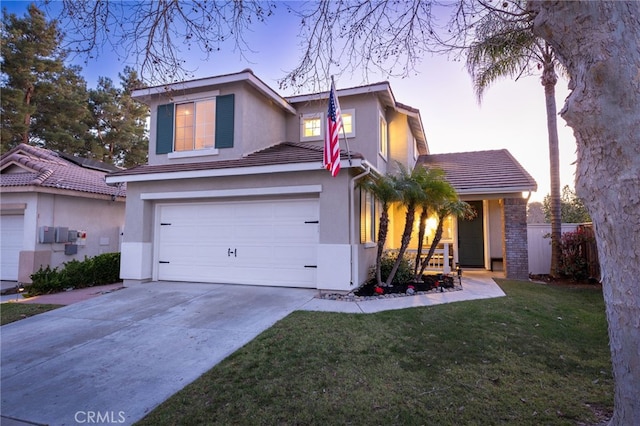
39;226;55;243
65;244;78;255
55;227;69;243
68;230;78;242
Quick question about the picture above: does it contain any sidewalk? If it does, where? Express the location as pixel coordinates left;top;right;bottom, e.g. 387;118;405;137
1;271;504;311
0;283;124;305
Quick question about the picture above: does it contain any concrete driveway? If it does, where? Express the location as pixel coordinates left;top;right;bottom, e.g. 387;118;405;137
1;282;317;426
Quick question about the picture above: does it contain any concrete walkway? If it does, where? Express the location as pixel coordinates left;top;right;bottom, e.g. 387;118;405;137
1;272;504;426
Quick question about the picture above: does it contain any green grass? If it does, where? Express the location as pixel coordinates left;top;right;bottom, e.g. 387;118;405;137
138;280;613;425
1;302;62;325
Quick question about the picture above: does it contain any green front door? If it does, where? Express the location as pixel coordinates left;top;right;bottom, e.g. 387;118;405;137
458;201;485;267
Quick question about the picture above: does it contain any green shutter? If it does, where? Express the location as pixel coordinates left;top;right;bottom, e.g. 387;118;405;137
156;103;174;154
215;94;235;148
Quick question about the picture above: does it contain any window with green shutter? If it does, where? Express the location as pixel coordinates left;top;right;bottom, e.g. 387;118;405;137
156;103;174;154
215;94;235;149
155;94;235;155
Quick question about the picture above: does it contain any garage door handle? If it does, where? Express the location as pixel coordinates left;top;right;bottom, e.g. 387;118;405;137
228;248;237;257
159;261;170;264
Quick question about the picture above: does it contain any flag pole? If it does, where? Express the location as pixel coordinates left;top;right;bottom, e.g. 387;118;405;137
332;76;352;166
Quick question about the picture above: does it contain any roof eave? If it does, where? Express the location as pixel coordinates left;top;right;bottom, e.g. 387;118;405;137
132;70;297;115
454;185;538;196
106;158;365;184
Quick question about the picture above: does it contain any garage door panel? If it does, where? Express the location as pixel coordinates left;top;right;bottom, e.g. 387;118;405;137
1;215;24;281
157;199;319;287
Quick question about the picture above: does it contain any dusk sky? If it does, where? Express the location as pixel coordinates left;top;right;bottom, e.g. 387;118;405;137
3;1;578;202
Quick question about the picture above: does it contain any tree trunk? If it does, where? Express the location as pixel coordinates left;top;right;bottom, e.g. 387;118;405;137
375;206;390;286
22;84;34;144
530;2;640;424
385;204;416;286
542;59;562;277
417;214;445;279
414;208;429;277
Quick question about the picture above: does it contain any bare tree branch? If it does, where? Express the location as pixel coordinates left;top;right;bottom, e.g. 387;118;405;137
43;0;278;85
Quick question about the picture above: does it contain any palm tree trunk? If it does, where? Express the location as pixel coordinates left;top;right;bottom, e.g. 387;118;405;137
417;214;445;279
375;208;390;286
413;208;429;277
542;58;562;277
385;203;416;286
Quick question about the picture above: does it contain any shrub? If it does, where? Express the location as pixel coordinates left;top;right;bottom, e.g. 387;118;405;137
29;253;121;295
372;251;414;286
558;228;594;282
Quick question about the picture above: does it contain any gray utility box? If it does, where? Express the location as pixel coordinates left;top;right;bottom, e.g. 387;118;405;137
39;226;55;244
55;227;69;243
68;229;78;242
65;244;78;255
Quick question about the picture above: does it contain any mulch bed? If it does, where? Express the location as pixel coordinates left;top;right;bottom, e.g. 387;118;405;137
354;274;456;297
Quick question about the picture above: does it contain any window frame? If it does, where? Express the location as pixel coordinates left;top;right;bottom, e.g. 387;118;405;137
174;98;217;153
379;112;388;159
360;189;377;245
299;109;356;142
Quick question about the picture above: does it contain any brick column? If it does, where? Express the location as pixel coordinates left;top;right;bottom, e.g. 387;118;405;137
502;197;529;280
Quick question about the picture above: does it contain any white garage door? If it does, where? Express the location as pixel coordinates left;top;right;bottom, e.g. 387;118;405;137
1;215;24;281
156;199;319;287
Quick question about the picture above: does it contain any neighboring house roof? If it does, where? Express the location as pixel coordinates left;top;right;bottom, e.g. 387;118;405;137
0;144;125;198
418;149;537;195
106;142;364;182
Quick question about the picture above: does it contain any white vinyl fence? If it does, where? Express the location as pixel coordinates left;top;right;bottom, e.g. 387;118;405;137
527;223;580;275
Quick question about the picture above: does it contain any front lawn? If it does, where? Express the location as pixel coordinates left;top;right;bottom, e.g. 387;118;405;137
138;279;612;425
1;302;62;325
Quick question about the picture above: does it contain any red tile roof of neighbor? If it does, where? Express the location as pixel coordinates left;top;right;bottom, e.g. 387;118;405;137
0;144;125;198
418;149;537;195
107;142;364;177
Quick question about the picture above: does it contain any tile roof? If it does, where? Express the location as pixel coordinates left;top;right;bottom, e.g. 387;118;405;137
0;144;125;198
418;149;537;195
107;142;364;178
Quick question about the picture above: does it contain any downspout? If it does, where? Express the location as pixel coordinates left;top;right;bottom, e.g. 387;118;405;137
349;160;372;286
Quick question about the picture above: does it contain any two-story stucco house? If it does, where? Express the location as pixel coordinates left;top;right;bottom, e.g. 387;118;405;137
106;69;536;292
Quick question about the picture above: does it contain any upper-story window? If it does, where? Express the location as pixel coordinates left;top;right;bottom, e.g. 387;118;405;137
379;113;388;159
175;100;215;151
156;94;235;156
300;109;355;142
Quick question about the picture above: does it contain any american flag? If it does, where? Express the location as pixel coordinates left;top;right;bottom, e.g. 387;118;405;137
324;79;343;177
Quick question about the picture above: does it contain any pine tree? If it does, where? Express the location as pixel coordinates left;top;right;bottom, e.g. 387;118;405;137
88;67;148;167
1;5;91;154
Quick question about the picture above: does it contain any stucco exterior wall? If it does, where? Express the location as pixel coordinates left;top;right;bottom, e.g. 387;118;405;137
119;167;368;290
288;94;387;168
146;82;288;166
1;191;124;283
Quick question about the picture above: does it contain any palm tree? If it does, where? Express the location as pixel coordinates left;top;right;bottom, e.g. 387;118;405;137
414;199;475;281
358;173;401;286
385;164;446;286
412;168;454;277
466;4;563;277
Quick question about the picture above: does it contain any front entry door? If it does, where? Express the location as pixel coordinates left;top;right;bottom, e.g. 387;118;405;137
458;200;484;267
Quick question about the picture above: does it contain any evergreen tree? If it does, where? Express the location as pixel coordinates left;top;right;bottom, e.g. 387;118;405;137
543;185;591;224
1;5;91;154
88;67;148;167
